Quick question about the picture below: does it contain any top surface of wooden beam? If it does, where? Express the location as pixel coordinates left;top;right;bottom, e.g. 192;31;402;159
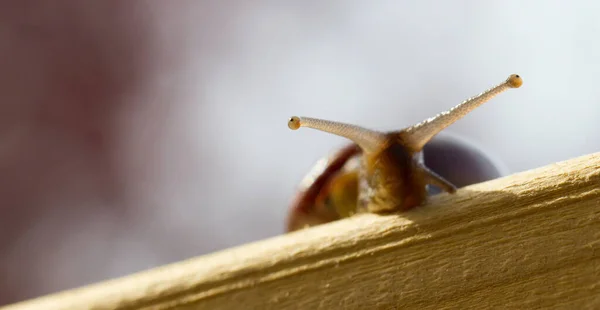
3;152;600;310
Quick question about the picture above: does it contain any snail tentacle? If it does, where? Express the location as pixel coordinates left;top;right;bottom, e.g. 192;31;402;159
417;161;457;194
288;116;387;154
401;74;523;151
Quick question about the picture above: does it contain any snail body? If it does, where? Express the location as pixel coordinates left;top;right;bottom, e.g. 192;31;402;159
287;74;522;232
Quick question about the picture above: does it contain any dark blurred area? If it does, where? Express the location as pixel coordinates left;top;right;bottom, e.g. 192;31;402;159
0;1;598;306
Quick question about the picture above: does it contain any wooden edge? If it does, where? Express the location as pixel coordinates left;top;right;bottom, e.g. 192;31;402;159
3;152;600;310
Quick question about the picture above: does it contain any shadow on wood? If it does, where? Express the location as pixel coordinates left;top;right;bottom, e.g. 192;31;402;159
3;152;600;310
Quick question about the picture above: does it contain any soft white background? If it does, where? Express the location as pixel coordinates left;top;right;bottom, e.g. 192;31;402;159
1;1;598;305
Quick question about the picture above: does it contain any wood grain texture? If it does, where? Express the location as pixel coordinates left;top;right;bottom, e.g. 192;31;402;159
3;152;600;310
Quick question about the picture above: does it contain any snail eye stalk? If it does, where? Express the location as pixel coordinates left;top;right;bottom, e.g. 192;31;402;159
401;74;523;151
288;116;387;154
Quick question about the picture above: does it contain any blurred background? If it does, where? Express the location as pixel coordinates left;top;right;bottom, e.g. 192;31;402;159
1;0;599;305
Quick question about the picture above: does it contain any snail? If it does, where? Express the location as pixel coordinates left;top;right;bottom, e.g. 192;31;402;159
286;74;522;232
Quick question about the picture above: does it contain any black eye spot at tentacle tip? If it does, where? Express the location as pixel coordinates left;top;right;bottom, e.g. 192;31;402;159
507;74;523;88
288;116;301;130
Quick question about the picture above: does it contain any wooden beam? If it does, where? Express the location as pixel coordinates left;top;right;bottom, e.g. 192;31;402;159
3;152;600;310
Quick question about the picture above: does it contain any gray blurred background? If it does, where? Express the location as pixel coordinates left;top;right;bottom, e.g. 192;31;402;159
1;0;599;305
